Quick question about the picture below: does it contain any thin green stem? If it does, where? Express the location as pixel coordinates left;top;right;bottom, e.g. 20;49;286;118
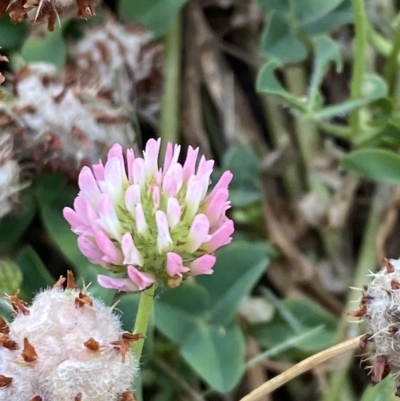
320;183;392;401
159;14;182;154
133;284;156;360
350;0;368;137
260;94;304;200
311;120;351;139
384;23;400;96
368;25;393;57
284;65;321;175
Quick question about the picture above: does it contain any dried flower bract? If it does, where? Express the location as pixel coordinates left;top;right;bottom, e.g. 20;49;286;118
0;0;96;31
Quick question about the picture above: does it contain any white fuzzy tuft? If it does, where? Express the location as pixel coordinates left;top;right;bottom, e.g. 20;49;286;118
0;287;137;401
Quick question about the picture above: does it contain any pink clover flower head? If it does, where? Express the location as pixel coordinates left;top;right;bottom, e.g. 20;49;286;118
63;139;234;291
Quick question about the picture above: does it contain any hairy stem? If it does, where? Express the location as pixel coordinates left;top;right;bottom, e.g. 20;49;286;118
133;284;156;360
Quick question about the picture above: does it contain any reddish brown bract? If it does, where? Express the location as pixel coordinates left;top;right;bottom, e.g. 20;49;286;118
22;337;37;362
119;390;137;401
0;375;12;387
0;0;96;31
84;337;100;352
372;355;390;383
8;290;30;315
75;291;93;308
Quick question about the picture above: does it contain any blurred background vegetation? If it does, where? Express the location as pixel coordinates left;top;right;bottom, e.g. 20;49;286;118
2;0;400;400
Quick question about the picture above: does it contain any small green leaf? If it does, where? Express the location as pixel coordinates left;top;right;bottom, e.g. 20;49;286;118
303;0;353;35
155;283;210;343
360;376;395;401
0;259;23;293
292;0;345;24
16;246;54;301
255;0;290;14
21;25;67;69
248;325;325;368
0;192;36;251
0;298;12;321
259;12;308;63
220;145;262;207
181;324;246;393
254;298;336;353
196;241;269;326
118;0;188;37
307;36;342;109
341;148;400;186
0;16;29;49
313;74;387;120
256;60;306;110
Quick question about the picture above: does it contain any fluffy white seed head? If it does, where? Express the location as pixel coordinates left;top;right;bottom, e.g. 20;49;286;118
0;278;138;401
352;258;400;396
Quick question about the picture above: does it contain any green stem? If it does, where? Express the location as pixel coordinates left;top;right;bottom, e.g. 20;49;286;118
368;25;393;57
384;22;400;96
260;94;304;200
349;0;367;137
159;13;182;153
133;284;156;360
320;183;392;401
311;120;351;139
284;65;321;175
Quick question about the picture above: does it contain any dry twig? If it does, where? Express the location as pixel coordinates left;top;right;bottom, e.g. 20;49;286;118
239;336;362;401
